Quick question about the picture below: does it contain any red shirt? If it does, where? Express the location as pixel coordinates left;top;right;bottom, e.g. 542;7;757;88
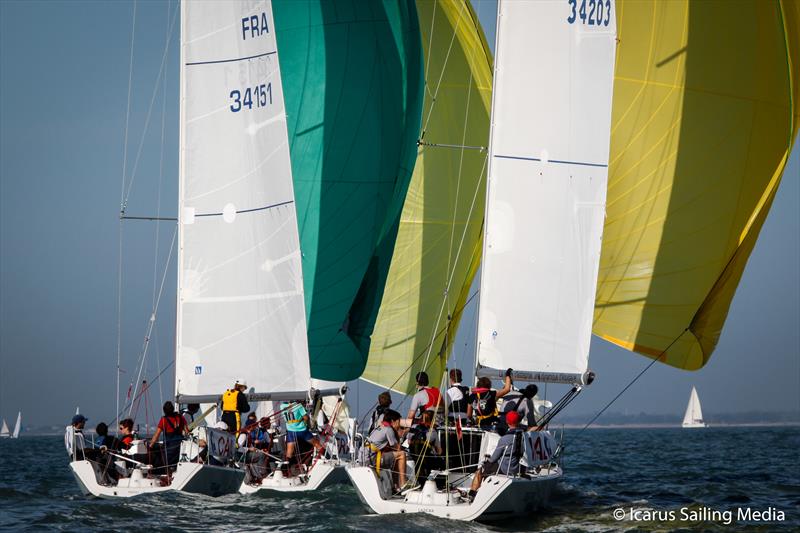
157;414;187;437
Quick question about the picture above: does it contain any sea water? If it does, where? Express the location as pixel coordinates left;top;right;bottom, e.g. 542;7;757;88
0;427;797;532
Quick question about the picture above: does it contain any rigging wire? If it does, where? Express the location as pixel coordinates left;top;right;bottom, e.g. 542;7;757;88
122;4;179;212
116;0;137;434
151;0;173;408
576;329;688;435
127;226;178;419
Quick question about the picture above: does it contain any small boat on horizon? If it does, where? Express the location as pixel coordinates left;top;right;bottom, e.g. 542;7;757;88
0;412;22;439
682;387;707;429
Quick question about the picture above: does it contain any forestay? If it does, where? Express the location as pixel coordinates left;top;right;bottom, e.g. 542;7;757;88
176;0;311;400
476;0;617;384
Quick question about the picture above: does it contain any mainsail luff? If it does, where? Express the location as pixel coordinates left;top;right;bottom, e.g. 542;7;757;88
175;0;311;399
475;0;617;383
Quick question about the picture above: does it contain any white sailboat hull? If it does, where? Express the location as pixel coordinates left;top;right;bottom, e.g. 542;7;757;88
682;422;707;429
346;465;560;522
239;458;347;494
69;460;243;498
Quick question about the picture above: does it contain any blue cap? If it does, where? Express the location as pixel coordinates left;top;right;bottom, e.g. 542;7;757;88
72;414;87;424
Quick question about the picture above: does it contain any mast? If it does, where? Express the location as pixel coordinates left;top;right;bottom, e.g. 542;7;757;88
473;0;618;385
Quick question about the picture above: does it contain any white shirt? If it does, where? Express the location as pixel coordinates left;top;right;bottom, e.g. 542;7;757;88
64;425;86;457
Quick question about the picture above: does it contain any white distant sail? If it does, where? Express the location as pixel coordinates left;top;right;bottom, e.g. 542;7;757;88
175;0;311;401
476;0;617;384
682;387;706;428
75;406;80;415
0;419;9;438
12;412;21;439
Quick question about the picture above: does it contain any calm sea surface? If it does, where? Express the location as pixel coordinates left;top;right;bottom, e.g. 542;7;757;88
1;427;797;532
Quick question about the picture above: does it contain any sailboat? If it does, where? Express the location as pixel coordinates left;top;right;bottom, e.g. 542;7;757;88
682;387;706;428
12;412;21;439
348;0;799;523
348;0;617;520
0;420;9;438
69;0;345;498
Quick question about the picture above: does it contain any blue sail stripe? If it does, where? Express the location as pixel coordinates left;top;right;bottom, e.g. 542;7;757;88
494;154;608;168
195;200;294;218
186;50;276;66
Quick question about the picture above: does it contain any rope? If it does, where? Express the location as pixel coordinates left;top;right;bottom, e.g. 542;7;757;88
420;153;488;374
122;4;179;211
127;226;178;419
420;0;466;139
577;329;688;434
152;0;172;409
115;0;135;429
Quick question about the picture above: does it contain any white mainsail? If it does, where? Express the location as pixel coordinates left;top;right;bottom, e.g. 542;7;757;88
476;0;617;384
682;387;706;428
176;0;310;402
12;412;21;439
0;420;8;438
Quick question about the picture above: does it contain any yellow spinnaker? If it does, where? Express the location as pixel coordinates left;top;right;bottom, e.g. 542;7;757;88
594;0;800;369
362;0;493;393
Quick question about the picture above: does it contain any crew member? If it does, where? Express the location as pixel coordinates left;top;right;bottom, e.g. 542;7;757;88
468;410;524;501
466;369;513;430
368;391;393;434
280;400;324;469
366;409;409;493
501;383;539;428
445;368;470;422
406;410;442;480
406;371;442;424
221;379;251;433
150;401;189;472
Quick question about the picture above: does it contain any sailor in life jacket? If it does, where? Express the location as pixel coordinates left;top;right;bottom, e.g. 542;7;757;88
365;409;408;492
445;368;470;423
221;379;251;433
466;369;513;430
406;371;442;424
501;383;540;428
367;391;393;435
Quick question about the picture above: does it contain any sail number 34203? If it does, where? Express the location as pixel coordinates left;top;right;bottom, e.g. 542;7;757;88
230;83;272;112
567;0;611;26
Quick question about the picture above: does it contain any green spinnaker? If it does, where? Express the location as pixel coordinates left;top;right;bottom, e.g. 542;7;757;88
274;0;424;381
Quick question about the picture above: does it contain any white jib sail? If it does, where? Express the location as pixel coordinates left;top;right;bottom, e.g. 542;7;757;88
0;420;8;437
682;387;704;426
476;0;617;384
12;412;21;438
176;0;311;400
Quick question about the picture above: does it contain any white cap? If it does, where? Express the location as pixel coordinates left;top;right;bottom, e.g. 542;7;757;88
235;378;248;387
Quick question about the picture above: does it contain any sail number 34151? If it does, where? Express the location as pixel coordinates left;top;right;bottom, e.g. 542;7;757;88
567;0;611;26
230;83;272;112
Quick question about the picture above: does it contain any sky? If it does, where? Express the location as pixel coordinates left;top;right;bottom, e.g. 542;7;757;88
1;1;798;428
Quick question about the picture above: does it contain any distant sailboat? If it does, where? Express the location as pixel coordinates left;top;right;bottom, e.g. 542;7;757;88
0;419;9;438
12;412;21;439
682;387;706;428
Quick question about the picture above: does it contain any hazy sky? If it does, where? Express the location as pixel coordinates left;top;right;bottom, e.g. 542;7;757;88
1;1;797;428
